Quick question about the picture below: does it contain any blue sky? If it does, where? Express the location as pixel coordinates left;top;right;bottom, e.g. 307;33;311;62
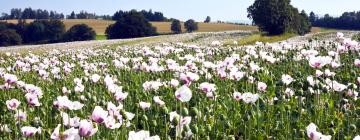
0;0;359;22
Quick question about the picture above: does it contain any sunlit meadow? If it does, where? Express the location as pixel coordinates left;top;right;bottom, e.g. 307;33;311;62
0;32;360;140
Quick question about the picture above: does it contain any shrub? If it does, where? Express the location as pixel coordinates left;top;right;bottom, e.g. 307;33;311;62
63;24;96;41
106;10;157;39
43;20;66;42
0;29;22;46
23;20;65;44
184;19;198;33
171;19;182;34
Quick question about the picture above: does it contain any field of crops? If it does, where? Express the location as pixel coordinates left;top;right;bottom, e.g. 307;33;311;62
2;19;257;35
0;32;360;140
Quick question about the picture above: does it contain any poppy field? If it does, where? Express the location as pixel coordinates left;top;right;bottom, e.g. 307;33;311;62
0;32;360;140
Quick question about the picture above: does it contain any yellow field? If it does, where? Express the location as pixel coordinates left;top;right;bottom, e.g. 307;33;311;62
2;19;257;35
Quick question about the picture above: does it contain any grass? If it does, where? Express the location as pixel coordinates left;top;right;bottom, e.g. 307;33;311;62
2;19;258;35
95;35;107;40
310;27;340;33
225;32;296;46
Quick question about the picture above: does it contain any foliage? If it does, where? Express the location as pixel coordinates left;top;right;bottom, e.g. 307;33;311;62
247;0;311;35
170;19;182;34
0;29;22;46
311;11;360;30
106;10;157;39
63;24;96;41
0;8;64;20
295;10;312;35
184;19;198;33
23;20;65;44
113;9;167;21
68;11;76;19
204;16;211;23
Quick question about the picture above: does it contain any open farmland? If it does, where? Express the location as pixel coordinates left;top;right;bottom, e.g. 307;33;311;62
1;31;360;139
1;19;258;35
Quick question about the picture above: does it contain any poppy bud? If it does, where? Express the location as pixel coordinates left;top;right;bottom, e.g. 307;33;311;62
92;96;97;102
329;128;336;135
181;107;189;116
228;135;235;140
161;106;169;114
190;107;199;116
350;124;356;131
205;107;210;112
142;114;148;121
224;121;231;129
206;124;212;131
190;125;198;134
220;114;226;120
184;125;190;131
173;116;180;125
181;130;187;137
151;120;157;127
120;110;127;119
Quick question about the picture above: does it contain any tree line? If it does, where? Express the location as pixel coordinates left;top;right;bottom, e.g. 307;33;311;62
0;8;112;20
67;11;112;20
0;20;96;46
112;9;167;21
310;11;360;30
0;8;65;20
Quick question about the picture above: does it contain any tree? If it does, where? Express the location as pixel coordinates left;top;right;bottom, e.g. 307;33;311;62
0;13;10;20
309;11;317;24
171;19;182;34
43;20;66;42
247;0;311;35
248;0;292;35
63;24;96;41
105;10;157;39
114;9;166;21
204;16;211;23
298;10;312;35
69;11;76;19
22;8;36;19
10;8;22;19
112;10;125;20
184;19;198;32
23;20;65;43
0;29;22;46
